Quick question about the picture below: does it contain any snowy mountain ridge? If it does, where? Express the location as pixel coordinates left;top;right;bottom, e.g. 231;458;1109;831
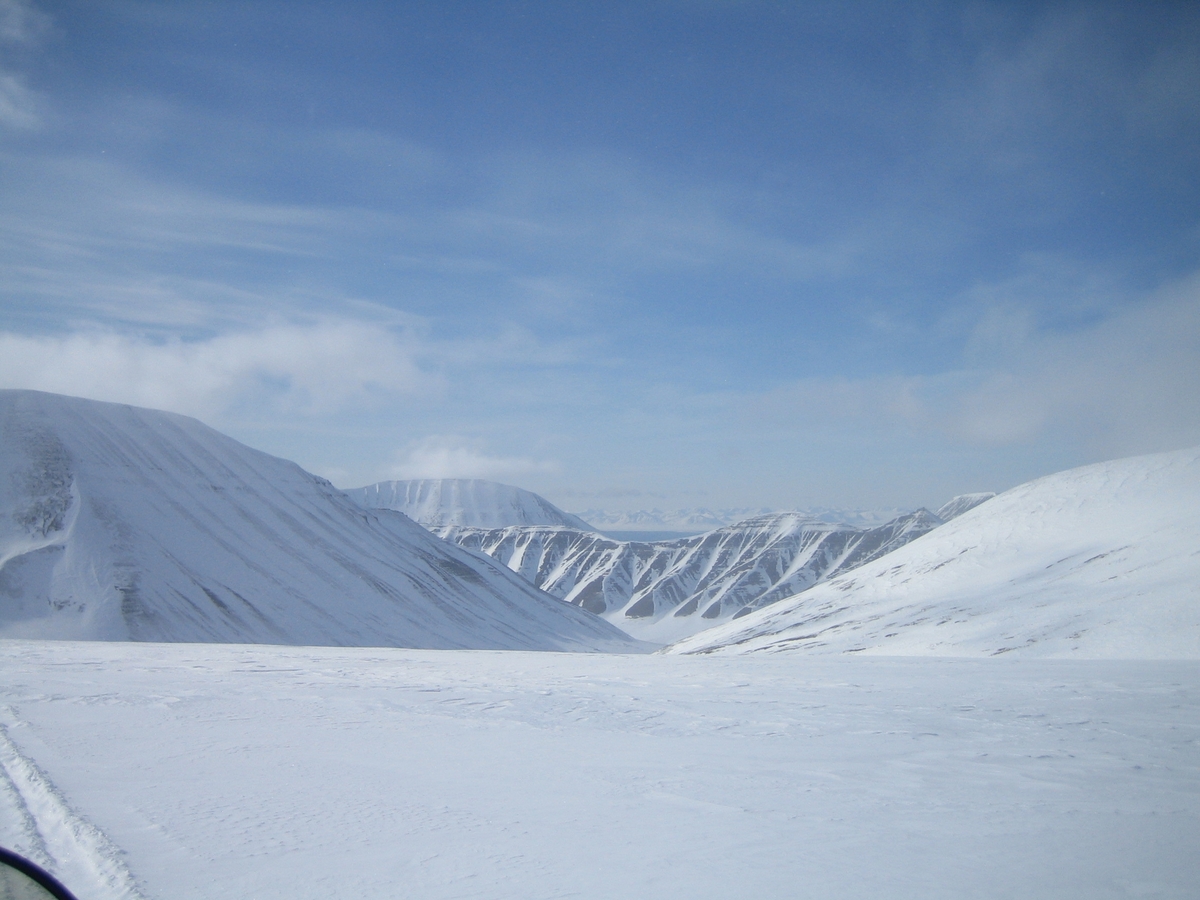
434;509;943;643
668;446;1200;658
934;492;996;521
0;391;637;651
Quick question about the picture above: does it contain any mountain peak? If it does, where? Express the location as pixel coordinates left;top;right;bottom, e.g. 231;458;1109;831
347;478;594;530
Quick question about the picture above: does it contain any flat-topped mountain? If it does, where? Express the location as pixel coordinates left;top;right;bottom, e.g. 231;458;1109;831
347;478;594;530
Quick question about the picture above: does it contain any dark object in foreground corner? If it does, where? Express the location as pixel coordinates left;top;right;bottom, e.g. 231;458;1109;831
0;847;82;900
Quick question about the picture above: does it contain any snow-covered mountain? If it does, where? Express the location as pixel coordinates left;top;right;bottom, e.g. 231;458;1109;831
347;479;594;530
435;509;942;643
668;447;1200;658
0;391;637;651
573;506;912;533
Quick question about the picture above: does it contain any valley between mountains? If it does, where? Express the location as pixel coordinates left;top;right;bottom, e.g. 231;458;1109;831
3;389;1198;657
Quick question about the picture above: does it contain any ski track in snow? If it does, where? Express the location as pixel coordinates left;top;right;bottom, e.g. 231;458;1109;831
1;640;1198;900
0;707;148;900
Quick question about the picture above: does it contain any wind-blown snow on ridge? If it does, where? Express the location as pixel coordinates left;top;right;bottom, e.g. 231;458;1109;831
668;447;1200;657
435;509;943;643
0;391;637;651
347;478;594;530
935;492;996;521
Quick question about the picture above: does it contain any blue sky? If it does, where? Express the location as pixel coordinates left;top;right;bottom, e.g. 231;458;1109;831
1;0;1198;512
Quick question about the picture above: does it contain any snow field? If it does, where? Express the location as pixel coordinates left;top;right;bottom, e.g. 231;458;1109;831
1;640;1197;900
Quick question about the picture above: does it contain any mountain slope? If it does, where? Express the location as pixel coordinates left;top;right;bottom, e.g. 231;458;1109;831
668;447;1200;658
347;479;594;530
435;510;942;643
0;391;637;651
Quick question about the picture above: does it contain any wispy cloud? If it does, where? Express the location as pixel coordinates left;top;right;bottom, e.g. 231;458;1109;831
0;0;47;130
0;319;438;422
387;436;559;481
945;275;1200;453
0;72;39;129
747;270;1200;459
0;0;49;44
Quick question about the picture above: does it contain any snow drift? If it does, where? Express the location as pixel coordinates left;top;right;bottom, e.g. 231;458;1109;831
668;447;1200;658
0;391;637;651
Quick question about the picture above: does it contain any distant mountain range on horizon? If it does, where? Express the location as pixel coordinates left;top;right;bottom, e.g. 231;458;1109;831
572;505;920;533
343;477;963;536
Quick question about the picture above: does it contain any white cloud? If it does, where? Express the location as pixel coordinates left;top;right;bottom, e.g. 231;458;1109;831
389;436;558;481
0;72;40;129
0;0;49;44
945;275;1200;454
748;271;1200;459
0;319;438;422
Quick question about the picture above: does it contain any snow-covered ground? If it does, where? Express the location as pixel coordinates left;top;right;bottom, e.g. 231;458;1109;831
1;640;1197;900
671;446;1200;657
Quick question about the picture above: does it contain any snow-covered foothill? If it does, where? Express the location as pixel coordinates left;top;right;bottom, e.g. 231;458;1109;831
669;446;1200;657
0;390;637;651
436;509;942;643
347;478;595;530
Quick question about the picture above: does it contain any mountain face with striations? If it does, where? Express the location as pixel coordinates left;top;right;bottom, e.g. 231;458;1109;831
0;391;637;651
432;509;943;643
347;478;595;530
668;447;1200;658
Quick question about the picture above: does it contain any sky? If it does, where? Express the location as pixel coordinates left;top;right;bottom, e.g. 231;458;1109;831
1;0;1198;513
